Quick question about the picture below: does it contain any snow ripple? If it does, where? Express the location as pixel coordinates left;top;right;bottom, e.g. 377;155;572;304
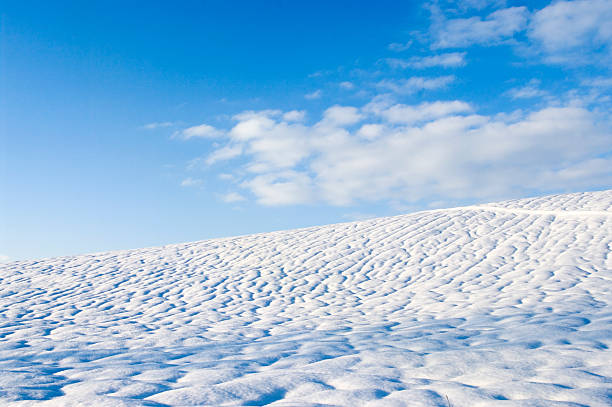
1;190;611;406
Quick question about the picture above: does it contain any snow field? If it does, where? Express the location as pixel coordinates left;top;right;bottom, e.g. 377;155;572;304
1;190;611;406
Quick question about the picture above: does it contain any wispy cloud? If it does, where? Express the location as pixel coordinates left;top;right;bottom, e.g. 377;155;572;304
173;123;223;140
454;0;508;11
206;145;243;165
142;121;176;130
387;41;413;52
386;52;467;69
305;90;322;100
432;6;529;48
505;79;547;99
221;192;246;203
180;177;203;187
581;77;612;88
377;75;455;94
365;99;472;124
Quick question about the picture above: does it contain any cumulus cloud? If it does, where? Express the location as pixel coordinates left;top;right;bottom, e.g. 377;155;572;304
386;52;466;69
174;123;223;139
318;105;608;205
223;110;311;172
433;6;529;48
320;105;362;127
528;0;612;65
282;110;306;122
356;124;386;140
204;99;610;207
242;171;314;206
377;76;455;94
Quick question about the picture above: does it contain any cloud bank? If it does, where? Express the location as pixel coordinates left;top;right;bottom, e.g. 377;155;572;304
191;99;610;206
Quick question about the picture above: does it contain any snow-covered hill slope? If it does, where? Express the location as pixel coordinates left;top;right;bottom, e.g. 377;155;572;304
1;190;611;407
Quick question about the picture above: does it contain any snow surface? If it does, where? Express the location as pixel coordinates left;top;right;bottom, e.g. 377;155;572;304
1;190;611;407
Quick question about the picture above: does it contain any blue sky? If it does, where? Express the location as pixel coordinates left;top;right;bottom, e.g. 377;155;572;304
1;0;611;261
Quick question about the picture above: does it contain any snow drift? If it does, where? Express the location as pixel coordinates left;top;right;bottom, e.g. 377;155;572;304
1;190;611;406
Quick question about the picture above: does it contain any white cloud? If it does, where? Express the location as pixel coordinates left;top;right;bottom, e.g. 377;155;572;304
371;100;473;124
377;76;455;94
142;121;175;130
308;70;331;78
320;105;362;127
433;6;529;48
221;192;246;203
229;111;280;141
206;144;243;165
428;1;611;67
505;79;547;99
542;157;612;188
388;41;413;52
357;124;386;140
242;171;314;206
223;110;311;172
282;110;306;122
314;105;608;205
204;100;609;207
0;254;10;263
180;177;203;187
528;0;612;65
387;52;467;69
455;0;508;10
174;123;223;139
339;81;355;90
581;77;612;88
305;90;322;100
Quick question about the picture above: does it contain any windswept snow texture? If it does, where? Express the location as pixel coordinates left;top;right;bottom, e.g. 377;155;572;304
1;191;612;407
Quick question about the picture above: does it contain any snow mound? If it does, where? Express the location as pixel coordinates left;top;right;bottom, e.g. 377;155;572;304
1;190;611;406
